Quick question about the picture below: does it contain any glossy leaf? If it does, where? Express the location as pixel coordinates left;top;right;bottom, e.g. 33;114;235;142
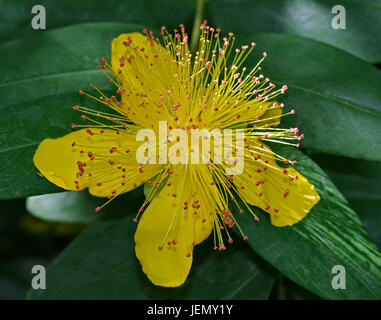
27;216;276;299
232;146;381;299
208;0;381;63
0;0;195;44
324;170;381;250
238;32;381;160
27;191;107;224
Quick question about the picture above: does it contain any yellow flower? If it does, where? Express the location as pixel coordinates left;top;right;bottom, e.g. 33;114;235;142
33;23;320;287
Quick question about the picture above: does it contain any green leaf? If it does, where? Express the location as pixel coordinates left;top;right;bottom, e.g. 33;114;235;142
26;191;105;224
207;0;381;63
0;0;195;44
324;170;381;250
25;186;150;224
232;146;381;299
27;212;276;299
0;23;144;199
237;32;381;161
310;153;381;249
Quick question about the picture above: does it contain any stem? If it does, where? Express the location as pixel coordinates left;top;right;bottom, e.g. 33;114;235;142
190;0;206;54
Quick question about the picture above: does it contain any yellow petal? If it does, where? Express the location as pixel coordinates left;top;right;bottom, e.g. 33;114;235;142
33;128;163;197
233;142;320;226
111;32;178;130
258;102;283;127
135;165;214;287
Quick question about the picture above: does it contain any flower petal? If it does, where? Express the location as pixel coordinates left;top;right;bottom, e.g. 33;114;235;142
233;142;320;226
111;32;177;130
33;128;163;197
135;165;215;287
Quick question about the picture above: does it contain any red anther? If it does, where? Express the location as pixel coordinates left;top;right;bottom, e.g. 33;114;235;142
72;105;79;110
254;116;259;120
90;83;94;88
236;114;241;119
138;207;143;213
133;218;138;223
289;177;294;181
240;186;245;189
283;160;289;164
95;207;101;212
71;123;76;128
259;192;263;197
213;246;218;250
283;170;288;175
298;134;305;140
291;109;296;114
186;253;191;257
192;241;196;247
202;218;206;223
240;210;244;214
139;167;143;173
228;238;233;244
172;193;177;197
206;61;212;69
295;175;299;180
274;208;279;213
79;90;84;95
292;161;297;165
81;115;86;120
168;241;172;245
158;246;163;250
283;189;289;197
173;240;177;245
254;216;259;221
296;143;300;148
263;52;267;57
71;142;76;147
96;182;102;186
243;236;248;241
265;205;270;210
